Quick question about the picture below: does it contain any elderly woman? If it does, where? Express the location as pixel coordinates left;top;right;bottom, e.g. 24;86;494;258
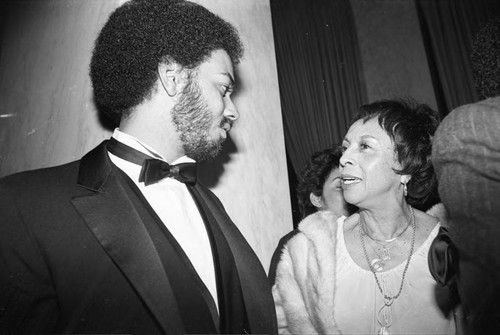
272;99;456;334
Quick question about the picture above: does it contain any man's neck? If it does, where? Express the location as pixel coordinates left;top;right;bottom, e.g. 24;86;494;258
118;100;184;162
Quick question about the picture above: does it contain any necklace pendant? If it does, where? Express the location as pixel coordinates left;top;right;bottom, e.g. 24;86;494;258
378;326;390;335
371;258;384;272
381;247;391;261
377;302;393;332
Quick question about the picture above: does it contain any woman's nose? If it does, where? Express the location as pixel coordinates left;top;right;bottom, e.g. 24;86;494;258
339;149;352;168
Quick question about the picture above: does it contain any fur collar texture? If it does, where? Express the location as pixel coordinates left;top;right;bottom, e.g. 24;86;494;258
272;210;341;334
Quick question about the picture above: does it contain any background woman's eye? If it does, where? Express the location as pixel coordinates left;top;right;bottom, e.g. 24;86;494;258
360;142;370;149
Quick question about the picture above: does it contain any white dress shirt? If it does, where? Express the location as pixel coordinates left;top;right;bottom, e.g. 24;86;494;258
108;129;218;311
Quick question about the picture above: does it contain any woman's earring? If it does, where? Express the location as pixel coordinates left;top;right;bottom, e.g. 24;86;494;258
403;182;408;197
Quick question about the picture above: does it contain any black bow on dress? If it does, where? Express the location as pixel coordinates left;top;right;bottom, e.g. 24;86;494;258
428;226;459;287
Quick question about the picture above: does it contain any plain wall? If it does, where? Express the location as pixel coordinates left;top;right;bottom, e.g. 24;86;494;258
350;0;437;109
0;0;292;271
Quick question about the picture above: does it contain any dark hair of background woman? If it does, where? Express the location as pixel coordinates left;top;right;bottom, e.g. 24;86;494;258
296;147;343;219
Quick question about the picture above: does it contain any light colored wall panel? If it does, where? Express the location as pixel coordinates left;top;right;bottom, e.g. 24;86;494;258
0;0;291;272
194;0;292;270
0;0;120;174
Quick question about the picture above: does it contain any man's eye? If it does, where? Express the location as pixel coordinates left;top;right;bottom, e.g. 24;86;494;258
221;85;232;97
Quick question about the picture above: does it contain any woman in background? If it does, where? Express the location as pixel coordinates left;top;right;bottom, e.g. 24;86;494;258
272;99;456;334
268;147;352;283
297;146;352;219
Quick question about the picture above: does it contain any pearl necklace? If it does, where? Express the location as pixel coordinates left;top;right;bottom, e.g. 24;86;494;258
359;206;416;334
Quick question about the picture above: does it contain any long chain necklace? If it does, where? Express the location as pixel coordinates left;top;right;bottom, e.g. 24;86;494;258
362;215;412;272
359;206;416;335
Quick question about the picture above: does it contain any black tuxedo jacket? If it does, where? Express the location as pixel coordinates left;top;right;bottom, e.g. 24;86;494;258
0;141;277;334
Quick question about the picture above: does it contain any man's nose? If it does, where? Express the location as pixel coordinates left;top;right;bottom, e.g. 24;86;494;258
224;98;239;121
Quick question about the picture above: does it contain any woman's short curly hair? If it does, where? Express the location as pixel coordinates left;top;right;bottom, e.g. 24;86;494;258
90;0;243;121
352;98;440;208
296;147;343;219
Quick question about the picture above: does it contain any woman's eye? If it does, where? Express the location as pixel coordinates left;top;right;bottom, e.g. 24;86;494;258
360;142;370;150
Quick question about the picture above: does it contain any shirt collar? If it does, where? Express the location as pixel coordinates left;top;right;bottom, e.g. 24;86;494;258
112;128;195;165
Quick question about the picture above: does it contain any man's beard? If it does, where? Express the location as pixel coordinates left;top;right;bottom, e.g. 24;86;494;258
171;78;231;162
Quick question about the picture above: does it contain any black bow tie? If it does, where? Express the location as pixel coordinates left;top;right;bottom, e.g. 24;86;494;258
107;138;197;186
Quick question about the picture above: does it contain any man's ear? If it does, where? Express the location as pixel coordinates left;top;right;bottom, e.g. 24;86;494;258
158;61;184;97
310;193;323;209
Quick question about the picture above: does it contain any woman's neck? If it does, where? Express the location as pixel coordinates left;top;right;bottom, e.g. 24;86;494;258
358;204;413;241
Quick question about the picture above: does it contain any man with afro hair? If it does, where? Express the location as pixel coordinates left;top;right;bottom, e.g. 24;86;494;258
431;15;500;335
0;0;277;334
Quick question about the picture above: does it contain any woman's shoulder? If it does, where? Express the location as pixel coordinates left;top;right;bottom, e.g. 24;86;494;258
297;210;340;237
273;211;340;280
413;204;446;244
425;203;449;227
280;210;341;254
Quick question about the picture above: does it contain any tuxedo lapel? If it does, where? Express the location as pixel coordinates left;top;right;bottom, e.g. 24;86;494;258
189;184;278;334
71;141;184;334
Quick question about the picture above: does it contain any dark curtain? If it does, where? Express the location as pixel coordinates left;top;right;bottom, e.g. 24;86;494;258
271;0;367;224
416;0;500;117
271;0;367;174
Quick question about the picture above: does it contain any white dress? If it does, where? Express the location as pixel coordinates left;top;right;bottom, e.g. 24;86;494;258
334;216;456;334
